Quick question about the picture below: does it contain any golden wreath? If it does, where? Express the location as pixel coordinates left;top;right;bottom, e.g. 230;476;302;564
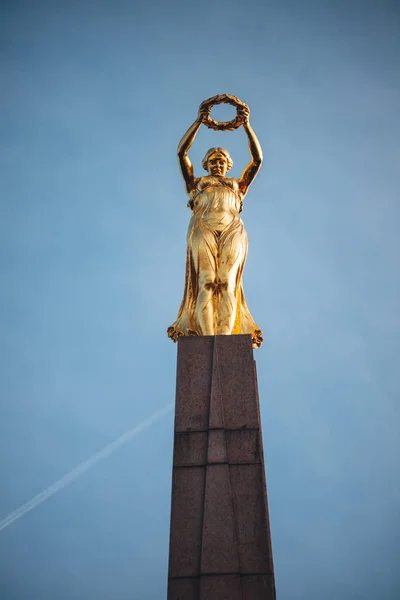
202;94;248;131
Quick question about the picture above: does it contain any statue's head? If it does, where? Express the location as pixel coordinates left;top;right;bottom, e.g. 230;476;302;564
202;147;233;176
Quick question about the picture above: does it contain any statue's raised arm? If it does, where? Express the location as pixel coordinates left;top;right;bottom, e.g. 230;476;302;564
168;94;264;349
177;101;211;194
237;104;263;196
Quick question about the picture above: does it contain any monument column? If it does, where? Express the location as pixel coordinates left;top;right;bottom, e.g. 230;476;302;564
167;334;276;600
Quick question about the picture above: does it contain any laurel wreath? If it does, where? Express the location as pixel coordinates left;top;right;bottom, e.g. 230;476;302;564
201;94;248;131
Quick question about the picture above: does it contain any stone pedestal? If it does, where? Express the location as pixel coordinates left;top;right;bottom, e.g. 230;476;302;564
167;335;276;600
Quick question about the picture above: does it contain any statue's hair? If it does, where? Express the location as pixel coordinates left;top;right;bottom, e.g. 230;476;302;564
202;147;233;172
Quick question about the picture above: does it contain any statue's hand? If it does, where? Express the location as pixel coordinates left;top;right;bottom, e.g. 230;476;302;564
238;104;250;125
198;100;212;123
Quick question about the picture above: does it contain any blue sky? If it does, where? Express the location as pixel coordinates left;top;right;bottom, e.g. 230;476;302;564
1;0;399;598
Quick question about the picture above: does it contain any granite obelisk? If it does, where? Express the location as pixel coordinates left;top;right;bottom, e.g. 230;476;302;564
167;334;276;600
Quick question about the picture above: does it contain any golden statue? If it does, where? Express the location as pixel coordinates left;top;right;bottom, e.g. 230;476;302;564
167;94;263;348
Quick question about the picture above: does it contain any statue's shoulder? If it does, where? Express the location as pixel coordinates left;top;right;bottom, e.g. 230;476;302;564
189;176;205;194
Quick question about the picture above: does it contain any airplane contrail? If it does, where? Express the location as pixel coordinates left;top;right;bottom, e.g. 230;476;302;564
0;403;174;534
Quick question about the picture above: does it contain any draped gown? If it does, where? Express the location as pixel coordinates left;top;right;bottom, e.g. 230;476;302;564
167;175;262;348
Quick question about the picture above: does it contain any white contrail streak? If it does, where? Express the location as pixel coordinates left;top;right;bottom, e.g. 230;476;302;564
0;403;174;534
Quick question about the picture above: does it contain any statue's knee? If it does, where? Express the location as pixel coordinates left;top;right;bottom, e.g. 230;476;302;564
219;278;235;293
199;276;216;291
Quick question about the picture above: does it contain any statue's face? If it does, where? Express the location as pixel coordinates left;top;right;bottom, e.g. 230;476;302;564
207;153;228;176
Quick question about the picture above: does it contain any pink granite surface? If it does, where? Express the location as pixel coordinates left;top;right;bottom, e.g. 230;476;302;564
168;335;276;600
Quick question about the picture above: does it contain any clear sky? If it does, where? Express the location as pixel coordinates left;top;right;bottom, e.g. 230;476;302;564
1;0;399;598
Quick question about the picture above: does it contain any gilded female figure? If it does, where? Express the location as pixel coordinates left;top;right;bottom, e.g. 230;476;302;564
167;97;263;348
